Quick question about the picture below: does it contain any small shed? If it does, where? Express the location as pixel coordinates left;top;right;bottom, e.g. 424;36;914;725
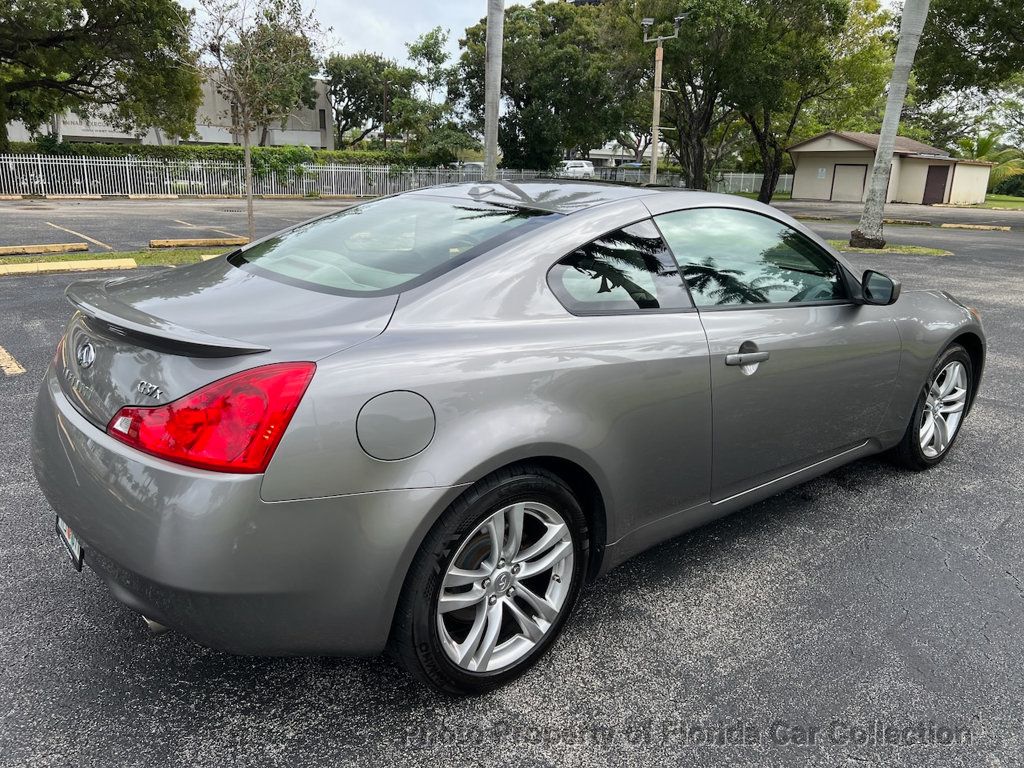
788;131;991;205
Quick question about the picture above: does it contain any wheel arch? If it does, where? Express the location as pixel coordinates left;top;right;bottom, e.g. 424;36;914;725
949;331;984;412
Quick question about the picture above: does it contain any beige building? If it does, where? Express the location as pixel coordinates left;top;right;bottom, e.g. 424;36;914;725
788;131;991;205
7;78;334;150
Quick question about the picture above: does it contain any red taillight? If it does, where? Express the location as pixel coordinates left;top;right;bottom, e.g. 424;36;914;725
106;362;315;473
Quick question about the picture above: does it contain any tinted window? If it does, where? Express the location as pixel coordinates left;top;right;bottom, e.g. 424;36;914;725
655;208;847;307
234;196;559;295
548;220;690;313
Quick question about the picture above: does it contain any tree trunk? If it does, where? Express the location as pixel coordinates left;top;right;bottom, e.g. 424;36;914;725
259;124;269;147
0;89;10;154
242;126;255;241
679;137;707;190
852;0;931;249
757;146;783;204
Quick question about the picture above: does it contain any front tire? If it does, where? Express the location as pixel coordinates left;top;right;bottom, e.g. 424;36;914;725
892;344;972;470
391;465;588;695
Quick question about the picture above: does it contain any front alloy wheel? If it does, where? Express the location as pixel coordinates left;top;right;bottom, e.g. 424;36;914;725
892;343;973;470
919;360;968;458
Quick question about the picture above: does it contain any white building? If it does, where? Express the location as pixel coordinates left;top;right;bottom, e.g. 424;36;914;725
788;131;991;205
6;78;334;150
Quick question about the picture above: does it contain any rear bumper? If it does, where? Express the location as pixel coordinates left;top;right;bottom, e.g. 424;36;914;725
31;366;463;655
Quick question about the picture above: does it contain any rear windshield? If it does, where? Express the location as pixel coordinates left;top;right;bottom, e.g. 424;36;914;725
232;195;560;295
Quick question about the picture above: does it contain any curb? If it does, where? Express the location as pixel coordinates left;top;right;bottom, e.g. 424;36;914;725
149;237;248;248
939;223;1011;232
0;258;137;276
883;218;931;226
0;242;88;257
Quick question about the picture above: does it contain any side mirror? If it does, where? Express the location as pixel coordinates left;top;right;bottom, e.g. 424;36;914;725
861;270;901;305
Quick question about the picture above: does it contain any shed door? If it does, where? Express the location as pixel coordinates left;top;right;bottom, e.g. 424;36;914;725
923;165;950;205
831;164;867;201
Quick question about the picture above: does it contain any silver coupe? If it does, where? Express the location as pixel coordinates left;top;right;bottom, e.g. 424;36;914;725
32;182;985;694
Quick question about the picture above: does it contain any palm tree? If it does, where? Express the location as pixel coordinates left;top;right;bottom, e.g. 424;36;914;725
956;132;1024;190
851;0;931;249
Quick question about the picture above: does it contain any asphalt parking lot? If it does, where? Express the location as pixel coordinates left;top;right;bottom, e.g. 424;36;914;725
0;195;1019;253
0;197;350;252
1;213;1023;767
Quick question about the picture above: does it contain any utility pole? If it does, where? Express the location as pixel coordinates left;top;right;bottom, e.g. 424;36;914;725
642;14;688;186
483;0;505;182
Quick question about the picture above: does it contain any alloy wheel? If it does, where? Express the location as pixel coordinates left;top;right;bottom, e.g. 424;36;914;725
436;501;575;673
920;360;968;458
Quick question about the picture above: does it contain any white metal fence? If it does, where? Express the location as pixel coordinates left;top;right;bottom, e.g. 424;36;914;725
0;154;792;198
710;172;794;195
0;154;544;198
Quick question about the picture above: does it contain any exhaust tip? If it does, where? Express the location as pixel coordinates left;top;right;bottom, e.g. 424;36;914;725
142;615;169;635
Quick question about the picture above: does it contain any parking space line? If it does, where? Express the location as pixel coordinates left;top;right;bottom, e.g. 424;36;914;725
45;222;113;250
174;219;243;239
0;345;26;376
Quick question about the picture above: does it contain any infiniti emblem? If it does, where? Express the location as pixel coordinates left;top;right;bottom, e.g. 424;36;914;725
76;341;96;369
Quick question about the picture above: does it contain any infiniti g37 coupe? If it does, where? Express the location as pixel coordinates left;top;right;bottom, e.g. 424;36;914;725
32;182;985;694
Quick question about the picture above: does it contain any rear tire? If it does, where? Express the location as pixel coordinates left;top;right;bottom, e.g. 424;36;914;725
391;465;588;695
891;344;972;471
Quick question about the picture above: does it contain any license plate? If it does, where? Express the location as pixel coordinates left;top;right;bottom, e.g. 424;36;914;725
56;516;83;571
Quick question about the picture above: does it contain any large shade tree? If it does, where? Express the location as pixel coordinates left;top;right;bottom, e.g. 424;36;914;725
458;1;626;169
324;51;412;147
726;0;892;202
0;0;202;151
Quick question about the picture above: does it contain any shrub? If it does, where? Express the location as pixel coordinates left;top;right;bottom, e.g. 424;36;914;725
7;138;447;169
992;173;1024;198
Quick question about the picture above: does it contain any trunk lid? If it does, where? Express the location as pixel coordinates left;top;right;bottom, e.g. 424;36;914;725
58;258;397;427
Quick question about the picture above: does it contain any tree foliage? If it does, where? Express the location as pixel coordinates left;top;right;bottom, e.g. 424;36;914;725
324;51;412;147
915;0;1024;98
728;0;893;201
0;0;203;151
459;1;627;169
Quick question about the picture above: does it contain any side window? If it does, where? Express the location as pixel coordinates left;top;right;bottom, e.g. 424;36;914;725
655;208;848;307
548;220;690;314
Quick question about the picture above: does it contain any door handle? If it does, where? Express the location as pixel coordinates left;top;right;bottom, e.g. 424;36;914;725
725;351;770;366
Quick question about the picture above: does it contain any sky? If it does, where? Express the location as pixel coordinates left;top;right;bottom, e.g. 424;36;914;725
185;1;531;66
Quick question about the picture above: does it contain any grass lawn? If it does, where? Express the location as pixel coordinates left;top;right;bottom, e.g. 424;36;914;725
975;194;1024;210
828;239;952;257
0;247;219;267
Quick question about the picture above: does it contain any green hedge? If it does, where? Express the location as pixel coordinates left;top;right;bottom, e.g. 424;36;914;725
7;139;445;168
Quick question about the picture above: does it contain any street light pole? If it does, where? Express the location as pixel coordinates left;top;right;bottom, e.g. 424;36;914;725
483;0;505;182
643;15;688;186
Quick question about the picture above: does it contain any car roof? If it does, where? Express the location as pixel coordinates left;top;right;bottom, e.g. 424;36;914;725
406;180;674;214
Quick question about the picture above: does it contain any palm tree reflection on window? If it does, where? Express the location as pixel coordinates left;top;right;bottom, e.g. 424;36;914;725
682;257;791;305
564;225;675;309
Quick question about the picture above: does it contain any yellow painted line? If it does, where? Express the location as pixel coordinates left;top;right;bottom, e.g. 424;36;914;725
200;254;222;261
149;237;248;248
210;228;244;238
45;221;113;250
0;258;137;276
0;242;88;257
0;345;26;376
939;223;1011;232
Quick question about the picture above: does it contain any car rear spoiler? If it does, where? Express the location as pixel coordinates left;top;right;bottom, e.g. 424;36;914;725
66;280;270;357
